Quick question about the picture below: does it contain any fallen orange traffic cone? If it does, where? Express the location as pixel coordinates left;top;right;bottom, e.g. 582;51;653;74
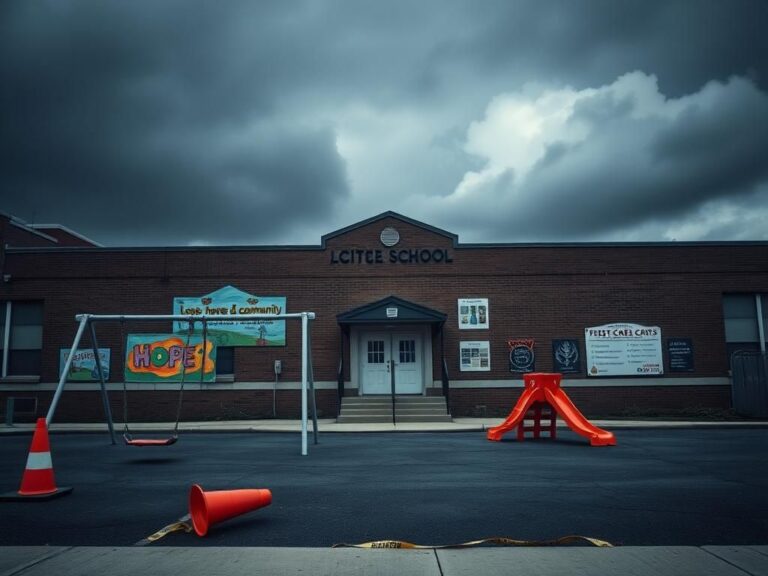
0;418;73;501
189;484;272;536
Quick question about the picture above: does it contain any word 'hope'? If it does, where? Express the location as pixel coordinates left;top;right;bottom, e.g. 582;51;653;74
132;344;196;369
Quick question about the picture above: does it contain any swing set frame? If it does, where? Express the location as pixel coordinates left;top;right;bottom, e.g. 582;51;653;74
48;312;318;455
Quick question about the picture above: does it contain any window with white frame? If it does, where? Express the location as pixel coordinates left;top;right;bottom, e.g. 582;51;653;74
722;294;767;357
0;301;44;377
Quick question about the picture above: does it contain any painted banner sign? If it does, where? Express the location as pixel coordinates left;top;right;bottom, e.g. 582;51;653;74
585;323;663;377
173;285;286;347
125;334;216;383
60;348;110;381
508;339;535;373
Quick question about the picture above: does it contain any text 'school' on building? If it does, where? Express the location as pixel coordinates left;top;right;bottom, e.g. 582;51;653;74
1;210;767;423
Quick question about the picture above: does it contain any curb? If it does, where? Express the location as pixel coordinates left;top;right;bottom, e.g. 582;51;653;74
2;420;768;436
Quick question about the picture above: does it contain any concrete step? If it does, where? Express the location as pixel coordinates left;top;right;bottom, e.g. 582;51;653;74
341;396;447;406
340;398;447;405
337;396;450;423
340;406;448;415
340;398;448;409
341;400;447;407
336;413;453;423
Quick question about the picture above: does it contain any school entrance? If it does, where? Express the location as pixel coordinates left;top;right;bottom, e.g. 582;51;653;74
359;331;423;395
336;296;451;422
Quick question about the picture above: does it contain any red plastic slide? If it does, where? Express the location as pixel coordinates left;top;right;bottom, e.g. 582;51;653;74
485;387;539;441
486;373;616;446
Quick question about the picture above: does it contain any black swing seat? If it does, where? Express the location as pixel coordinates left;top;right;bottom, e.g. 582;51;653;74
123;433;178;447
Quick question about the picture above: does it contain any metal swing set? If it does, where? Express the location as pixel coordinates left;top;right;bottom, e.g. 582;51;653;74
48;311;319;455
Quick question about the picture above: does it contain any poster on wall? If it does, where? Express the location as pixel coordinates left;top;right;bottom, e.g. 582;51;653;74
458;298;489;329
508;339;535;373
667;338;694;372
460;341;491;371
174;285;286;346
585;323;663;377
552;339;581;374
124;334;216;383
59;348;110;381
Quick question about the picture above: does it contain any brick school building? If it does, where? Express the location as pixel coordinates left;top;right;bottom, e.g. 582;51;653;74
1;211;766;423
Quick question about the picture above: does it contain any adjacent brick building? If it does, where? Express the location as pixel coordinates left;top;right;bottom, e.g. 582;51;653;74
1;210;766;423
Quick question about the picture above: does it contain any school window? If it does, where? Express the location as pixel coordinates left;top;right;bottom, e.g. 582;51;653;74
0;301;44;377
399;339;416;364
367;340;384;364
216;346;234;375
722;294;767;358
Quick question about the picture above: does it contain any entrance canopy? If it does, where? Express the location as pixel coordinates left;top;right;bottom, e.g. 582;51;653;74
335;296;450;403
337;295;446;331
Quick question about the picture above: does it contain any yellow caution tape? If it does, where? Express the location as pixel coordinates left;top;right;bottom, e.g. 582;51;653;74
139;514;613;549
139;517;193;545
333;535;613;549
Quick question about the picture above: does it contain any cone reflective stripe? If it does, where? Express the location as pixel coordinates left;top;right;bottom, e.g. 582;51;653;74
0;418;72;501
19;419;56;495
189;484;272;536
24;451;53;470
19;455;56;496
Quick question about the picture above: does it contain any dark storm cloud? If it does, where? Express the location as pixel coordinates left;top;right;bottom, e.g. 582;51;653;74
535;76;768;238
0;1;349;245
1;1;766;245
443;0;768;97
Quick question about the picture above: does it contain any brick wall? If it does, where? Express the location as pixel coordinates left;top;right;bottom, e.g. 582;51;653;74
0;389;341;423
0;385;732;423
447;385;733;418
1;215;766;421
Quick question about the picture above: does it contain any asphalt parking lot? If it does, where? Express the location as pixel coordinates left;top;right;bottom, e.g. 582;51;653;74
1;429;767;547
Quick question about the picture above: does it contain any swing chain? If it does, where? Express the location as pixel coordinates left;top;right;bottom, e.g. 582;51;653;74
122;317;196;443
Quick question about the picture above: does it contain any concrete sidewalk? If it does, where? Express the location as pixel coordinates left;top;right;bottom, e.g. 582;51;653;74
3;417;768;435
2;545;768;576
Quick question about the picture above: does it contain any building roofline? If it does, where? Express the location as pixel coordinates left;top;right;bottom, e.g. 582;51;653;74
1;211;102;247
459;240;768;248
30;223;104;247
4;244;326;254
3;210;768;253
320;211;459;247
6;238;768;255
8;218;60;244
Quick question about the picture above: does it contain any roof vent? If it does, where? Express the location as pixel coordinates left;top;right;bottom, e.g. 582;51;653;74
380;227;400;247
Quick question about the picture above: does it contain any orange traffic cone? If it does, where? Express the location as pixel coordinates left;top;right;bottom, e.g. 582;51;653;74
0;418;73;501
189;484;272;536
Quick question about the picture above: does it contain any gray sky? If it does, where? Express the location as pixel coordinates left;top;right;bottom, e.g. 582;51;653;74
1;0;767;246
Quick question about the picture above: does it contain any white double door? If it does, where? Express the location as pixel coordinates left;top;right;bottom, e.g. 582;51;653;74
361;332;422;395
